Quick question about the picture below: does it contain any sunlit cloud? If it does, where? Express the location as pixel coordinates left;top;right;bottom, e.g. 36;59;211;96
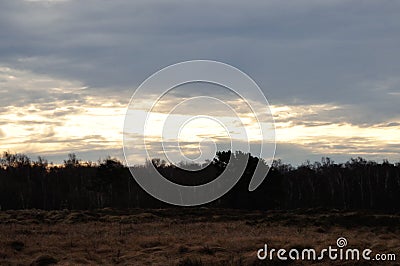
0;66;125;161
1;65;399;165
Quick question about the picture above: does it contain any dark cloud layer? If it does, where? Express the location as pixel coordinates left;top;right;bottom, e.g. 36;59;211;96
1;1;399;105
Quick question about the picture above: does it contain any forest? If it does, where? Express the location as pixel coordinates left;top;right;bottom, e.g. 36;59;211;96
0;151;399;211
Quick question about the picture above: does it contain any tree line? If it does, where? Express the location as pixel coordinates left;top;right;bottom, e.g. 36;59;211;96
0;151;399;211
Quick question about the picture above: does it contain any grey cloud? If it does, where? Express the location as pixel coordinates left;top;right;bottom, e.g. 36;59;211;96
1;0;399;94
21;134;107;145
1;0;398;123
274;103;400;128
0;89;87;109
293;121;335;127
0;119;64;127
1;1;400;102
383;122;400;127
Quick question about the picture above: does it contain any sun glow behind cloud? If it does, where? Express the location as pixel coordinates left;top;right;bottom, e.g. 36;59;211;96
1;66;399;164
0;66;124;160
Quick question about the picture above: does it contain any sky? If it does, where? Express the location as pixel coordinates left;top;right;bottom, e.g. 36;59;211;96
0;0;399;165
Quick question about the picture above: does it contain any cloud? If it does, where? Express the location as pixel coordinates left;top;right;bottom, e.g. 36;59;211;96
385;122;400;127
0;0;399;163
272;103;400;128
0;66;125;162
1;1;399;96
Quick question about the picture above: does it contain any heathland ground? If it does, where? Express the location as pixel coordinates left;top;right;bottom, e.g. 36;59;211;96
0;208;399;265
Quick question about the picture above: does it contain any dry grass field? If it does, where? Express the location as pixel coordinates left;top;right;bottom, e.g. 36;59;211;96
0;208;399;265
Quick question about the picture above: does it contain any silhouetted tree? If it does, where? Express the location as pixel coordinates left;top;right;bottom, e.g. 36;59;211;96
0;151;399;211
